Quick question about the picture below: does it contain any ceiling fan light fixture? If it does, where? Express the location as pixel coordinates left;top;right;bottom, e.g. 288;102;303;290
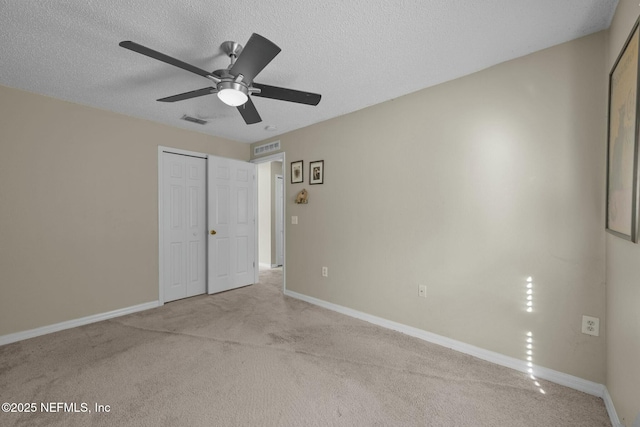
217;81;249;106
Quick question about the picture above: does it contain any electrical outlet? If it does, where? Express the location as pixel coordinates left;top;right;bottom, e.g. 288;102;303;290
418;285;427;298
581;315;600;337
321;267;328;277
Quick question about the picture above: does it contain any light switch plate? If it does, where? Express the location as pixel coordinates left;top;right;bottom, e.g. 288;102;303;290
291;216;298;225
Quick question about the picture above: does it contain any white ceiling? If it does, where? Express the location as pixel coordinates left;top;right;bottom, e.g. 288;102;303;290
0;0;618;144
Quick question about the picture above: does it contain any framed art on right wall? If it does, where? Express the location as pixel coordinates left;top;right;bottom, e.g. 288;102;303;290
607;17;640;242
309;160;324;185
291;160;303;184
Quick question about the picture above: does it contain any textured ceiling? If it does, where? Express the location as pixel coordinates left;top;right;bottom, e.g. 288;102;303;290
0;0;618;143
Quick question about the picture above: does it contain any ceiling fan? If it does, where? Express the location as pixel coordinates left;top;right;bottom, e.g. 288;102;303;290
119;33;321;125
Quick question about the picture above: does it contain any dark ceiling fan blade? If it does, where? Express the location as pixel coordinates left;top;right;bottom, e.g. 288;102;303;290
119;41;215;79
229;34;281;83
157;87;216;102
252;83;321;106
237;97;262;124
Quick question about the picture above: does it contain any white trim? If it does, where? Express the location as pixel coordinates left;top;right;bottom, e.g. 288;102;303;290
251;152;286;293
158;146;208;305
284;289;606;398
0;301;159;346
603;387;623;427
274;173;284;267
259;262;272;269
251;151;285;164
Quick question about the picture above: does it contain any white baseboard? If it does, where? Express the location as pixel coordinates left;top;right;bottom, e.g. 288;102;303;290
603;387;623;427
284;290;605;398
0;301;160;346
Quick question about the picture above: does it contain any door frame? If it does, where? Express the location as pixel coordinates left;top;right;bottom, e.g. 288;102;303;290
251;152;286;292
158;146;209;305
274;174;284;267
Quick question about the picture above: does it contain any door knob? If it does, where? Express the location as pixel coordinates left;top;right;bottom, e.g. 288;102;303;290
210;230;217;235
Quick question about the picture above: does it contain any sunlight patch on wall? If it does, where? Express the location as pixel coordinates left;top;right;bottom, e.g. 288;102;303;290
526;331;546;394
526;276;533;312
525;275;545;394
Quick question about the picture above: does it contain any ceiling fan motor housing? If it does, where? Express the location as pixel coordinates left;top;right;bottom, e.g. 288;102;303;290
217;80;248;94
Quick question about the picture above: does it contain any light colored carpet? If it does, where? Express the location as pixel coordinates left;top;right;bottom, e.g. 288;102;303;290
0;268;611;426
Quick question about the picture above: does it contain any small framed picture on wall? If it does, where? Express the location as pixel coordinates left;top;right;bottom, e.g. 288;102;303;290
291;160;303;184
309;160;324;185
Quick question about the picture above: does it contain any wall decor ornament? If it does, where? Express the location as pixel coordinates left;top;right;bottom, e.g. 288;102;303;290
309;160;324;185
606;16;640;242
291;160;303;184
295;188;308;204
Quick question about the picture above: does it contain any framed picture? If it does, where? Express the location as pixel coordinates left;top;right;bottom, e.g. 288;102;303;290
291;160;303;184
309;160;324;185
606;17;640;242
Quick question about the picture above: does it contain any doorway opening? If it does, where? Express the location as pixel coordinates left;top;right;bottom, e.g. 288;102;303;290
253;152;286;292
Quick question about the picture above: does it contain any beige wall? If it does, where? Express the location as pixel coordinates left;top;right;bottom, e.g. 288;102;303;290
253;32;607;383
606;1;640;425
0;85;249;336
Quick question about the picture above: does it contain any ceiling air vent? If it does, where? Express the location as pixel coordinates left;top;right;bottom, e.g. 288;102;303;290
254;140;281;156
181;115;208;125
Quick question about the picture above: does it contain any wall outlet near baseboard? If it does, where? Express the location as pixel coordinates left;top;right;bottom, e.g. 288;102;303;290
321;267;328;277
581;315;599;336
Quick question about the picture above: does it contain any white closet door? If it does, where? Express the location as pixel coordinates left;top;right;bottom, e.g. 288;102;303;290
162;153;206;302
